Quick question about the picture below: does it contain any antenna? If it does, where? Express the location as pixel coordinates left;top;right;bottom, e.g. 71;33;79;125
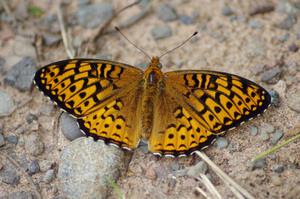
115;26;152;61
159;31;198;59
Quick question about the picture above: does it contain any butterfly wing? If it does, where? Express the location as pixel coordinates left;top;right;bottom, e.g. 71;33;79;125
34;59;143;149
149;70;271;157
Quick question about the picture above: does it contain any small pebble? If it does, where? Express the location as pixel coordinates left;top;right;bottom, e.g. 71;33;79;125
187;161;208;177
287;92;300;113
43;33;61;46
269;90;280;107
271;164;284;173
249;2;275;15
0;133;5;147
260;66;282;84
77;0;90;6
252;159;267;170
276;1;298;15
0;166;20;185
145;166;157;180
151;25;172;40
215;137;229;149
277;33;290;43
8;191;34;199
260;132;269;141
249;19;263;29
222;5;234;16
76;3;113;29
0;91;14;117
25;133;45;156
28;160;40;175
26;113;38;124
271;130;284;144
276;15;297;30
60;113;84;141
179;15;194;25
288;43;299;52
250;126;258;136
4;57;36;92
156;3;177;22
43;169;55;183
271;175;282;186
6;135;18;144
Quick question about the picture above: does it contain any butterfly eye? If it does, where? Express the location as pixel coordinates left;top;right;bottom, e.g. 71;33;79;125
157;63;162;68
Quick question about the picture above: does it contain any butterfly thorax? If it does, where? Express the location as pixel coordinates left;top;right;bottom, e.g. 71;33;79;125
141;57;164;140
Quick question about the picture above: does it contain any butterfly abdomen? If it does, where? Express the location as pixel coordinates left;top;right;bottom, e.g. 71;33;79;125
141;59;164;140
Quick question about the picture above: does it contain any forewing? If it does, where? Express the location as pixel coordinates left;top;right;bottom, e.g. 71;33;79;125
165;70;271;134
34;59;143;117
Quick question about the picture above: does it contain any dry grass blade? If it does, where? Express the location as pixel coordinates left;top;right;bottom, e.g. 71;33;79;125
56;2;75;59
0;152;42;199
195;151;254;199
253;124;300;161
197;173;222;199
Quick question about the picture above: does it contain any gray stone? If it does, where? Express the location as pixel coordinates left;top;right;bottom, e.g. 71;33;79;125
43;169;55;183
0;133;4;147
25;133;44;156
6;135;18;144
58;137;124;199
0;91;14;117
271;130;284;144
76;3;113;29
0;165;20;185
60;113;84;141
4;57;36;92
8;191;34;199
187;161;208;177
27;160;40;175
252;159;266;170
261;66;282;84
249;19;263;29
156;4;177;22
271;164;284;173
276;15;297;30
287;92;300;113
270;90;280;107
151;25;172;40
215;137;229;149
43;33;61;46
179;15;194;25
250;126;258;136
26;113;38;124
222;6;234;16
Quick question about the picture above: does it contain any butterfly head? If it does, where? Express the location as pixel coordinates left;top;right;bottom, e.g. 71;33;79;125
149;56;162;69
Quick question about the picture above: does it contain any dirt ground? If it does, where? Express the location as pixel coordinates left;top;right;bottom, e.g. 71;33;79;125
0;0;300;198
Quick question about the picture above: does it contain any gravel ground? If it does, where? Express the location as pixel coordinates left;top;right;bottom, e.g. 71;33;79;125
0;0;300;198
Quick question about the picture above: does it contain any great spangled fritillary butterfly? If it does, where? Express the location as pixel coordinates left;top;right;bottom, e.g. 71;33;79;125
34;56;271;157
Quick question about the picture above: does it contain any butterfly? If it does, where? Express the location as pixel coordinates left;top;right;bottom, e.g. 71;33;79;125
34;56;271;157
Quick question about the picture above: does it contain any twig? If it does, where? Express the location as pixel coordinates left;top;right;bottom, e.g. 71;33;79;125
196;151;255;199
56;2;75;59
92;0;142;42
253;126;300;161
0;152;42;199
